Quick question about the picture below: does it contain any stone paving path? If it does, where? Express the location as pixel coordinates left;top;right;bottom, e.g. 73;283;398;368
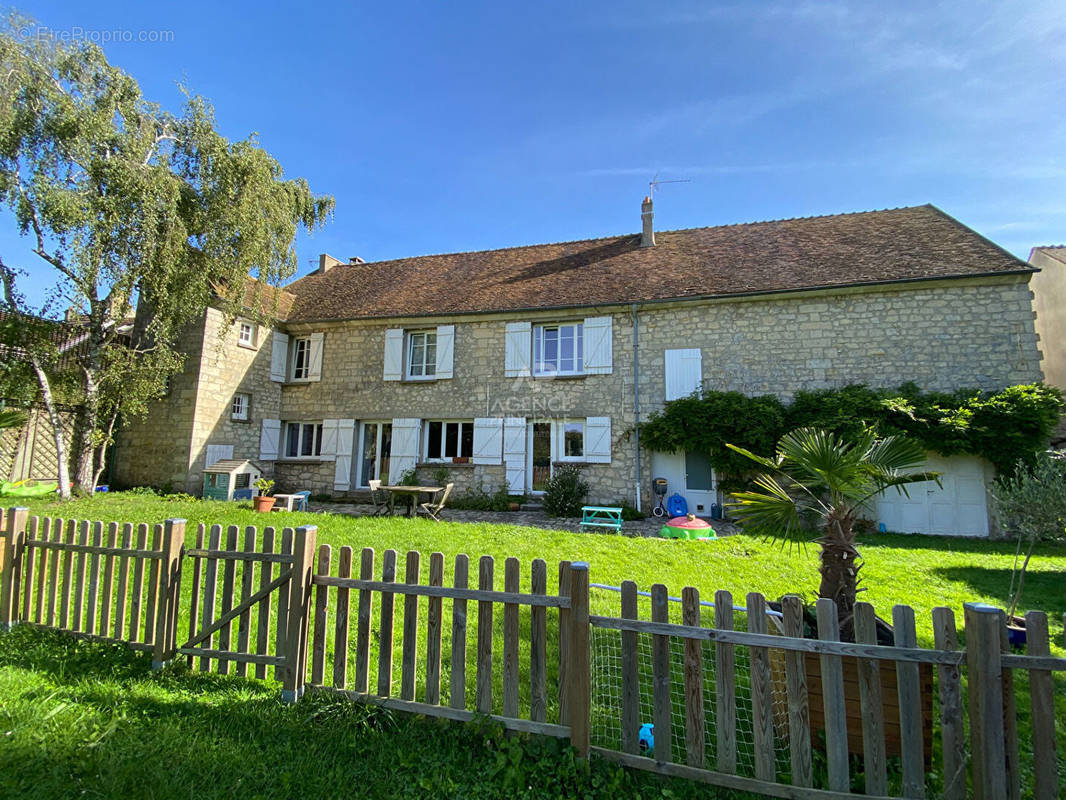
308;500;740;538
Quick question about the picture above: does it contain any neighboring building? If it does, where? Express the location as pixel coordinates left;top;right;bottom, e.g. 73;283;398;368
114;202;1049;536
1029;246;1066;390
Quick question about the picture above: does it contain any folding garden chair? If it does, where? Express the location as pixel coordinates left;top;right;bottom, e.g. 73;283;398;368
416;483;454;522
293;490;311;511
368;479;391;516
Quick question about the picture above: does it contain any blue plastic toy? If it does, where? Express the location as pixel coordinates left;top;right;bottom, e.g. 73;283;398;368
638;723;655;757
666;493;688;518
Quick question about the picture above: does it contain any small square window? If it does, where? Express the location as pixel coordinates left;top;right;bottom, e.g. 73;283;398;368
284;421;323;458
534;323;583;376
231;393;250;421
235;473;250;489
238;321;257;347
560;421;584;460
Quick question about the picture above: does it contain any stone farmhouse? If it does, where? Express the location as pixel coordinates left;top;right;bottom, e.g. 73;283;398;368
113;201;1049;536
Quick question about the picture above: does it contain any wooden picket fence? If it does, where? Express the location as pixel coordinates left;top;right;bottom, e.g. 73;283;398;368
2;506;1064;800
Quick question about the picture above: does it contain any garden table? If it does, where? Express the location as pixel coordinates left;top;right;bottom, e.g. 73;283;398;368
381;485;443;517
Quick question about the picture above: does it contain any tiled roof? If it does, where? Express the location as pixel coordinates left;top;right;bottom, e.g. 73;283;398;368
1030;246;1066;265
283;204;1031;322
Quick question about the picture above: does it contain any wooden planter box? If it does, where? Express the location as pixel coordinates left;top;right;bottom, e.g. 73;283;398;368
772;651;934;765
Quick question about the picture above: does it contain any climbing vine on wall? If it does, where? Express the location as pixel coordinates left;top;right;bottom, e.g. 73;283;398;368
640;382;1063;488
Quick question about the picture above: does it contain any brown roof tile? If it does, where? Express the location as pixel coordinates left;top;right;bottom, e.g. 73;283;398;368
283;205;1031;322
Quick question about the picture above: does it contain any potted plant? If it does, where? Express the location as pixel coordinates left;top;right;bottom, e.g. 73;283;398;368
990;451;1066;646
253;477;276;512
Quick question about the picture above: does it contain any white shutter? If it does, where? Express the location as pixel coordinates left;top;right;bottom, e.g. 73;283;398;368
583;316;613;374
204;443;233;468
320;419;339;462
334;419;356;490
307;332;325;382
259;419;281;461
383;328;404;381
390;418;422;478
270;332;289;382
472;417;503;465
435;325;454;379
504;322;531;377
665;348;702;401
585;417;611;464
503;417;526;493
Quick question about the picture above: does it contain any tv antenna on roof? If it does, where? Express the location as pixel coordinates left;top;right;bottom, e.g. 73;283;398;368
649;172;691;198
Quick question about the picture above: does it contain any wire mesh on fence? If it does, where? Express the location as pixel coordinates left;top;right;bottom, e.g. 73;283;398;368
589;585;791;778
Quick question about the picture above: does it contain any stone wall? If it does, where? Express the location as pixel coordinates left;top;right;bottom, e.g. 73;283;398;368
112;313;206;490
276;274;1040;510
113;308;281;493
187;308;281;493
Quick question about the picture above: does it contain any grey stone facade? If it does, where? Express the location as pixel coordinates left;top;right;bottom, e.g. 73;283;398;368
114;273;1043;508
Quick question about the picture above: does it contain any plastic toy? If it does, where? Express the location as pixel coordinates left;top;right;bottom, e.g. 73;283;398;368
638;723;654;757
665;492;688;518
660;513;717;540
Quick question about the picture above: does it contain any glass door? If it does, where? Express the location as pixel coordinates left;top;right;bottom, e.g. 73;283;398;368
529;422;552;492
359;422;393;487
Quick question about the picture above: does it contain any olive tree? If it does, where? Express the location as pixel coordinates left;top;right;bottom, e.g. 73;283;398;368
990;451;1066;619
0;14;334;492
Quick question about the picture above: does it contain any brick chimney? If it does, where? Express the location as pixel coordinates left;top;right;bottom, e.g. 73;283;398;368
317;253;344;274
641;196;655;247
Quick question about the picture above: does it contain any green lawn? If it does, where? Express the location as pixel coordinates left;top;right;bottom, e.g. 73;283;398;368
0;626;718;800
8;493;1066;649
3;493;1065;796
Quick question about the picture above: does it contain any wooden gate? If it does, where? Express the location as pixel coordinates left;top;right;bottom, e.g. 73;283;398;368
178;523;316;701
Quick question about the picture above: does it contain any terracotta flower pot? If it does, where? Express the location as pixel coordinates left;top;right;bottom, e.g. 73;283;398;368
253;495;276;513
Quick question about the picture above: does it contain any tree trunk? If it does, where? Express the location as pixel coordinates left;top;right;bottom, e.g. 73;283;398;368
91;411;118;491
817;513;861;641
71;370;100;492
29;358;72;500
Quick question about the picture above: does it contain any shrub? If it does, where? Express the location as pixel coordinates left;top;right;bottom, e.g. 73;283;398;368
543;465;588;518
397;468;419;486
431;466;451;486
611;500;644;521
448;486;496;511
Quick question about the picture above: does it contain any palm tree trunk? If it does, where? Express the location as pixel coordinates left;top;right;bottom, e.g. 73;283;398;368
818;514;861;640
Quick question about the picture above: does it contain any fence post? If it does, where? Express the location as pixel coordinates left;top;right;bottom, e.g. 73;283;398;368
0;507;29;629
567;561;590;758
281;525;317;703
965;602;1007;800
152;518;186;669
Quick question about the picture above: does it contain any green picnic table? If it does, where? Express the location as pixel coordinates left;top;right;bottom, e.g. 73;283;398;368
580;505;623;532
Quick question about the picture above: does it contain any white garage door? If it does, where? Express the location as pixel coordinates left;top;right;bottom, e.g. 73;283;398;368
875;455;990;537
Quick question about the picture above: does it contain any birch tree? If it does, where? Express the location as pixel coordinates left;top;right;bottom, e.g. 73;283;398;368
0;14;334;491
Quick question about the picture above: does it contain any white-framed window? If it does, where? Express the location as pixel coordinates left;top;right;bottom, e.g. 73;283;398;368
291;337;311;380
284;421;323;458
407;330;437;379
423;420;474;461
534;322;583;376
557;419;585;461
238;321;257;348
231;393;250;421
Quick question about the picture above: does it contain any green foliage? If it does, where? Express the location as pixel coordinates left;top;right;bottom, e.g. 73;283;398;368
641;383;1063;485
612;499;645;521
0;407;28;429
447;484;520;512
640;391;786;489
991;451;1066;618
431;466;451;486
397;468;419;486
0;13;333;488
253;477;274;496
543;465;589;518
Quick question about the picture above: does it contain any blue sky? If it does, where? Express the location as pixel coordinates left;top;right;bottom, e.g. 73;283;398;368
5;1;1066;311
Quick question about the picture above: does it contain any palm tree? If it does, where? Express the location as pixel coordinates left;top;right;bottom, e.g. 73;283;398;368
727;427;936;639
0;407;28;430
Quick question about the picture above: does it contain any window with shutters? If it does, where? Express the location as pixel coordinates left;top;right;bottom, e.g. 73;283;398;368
557;420;585;461
533;322;583;376
291;337;312;380
284;421;323;458
231;393;250;421
407;330;437;379
423;420;474;462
